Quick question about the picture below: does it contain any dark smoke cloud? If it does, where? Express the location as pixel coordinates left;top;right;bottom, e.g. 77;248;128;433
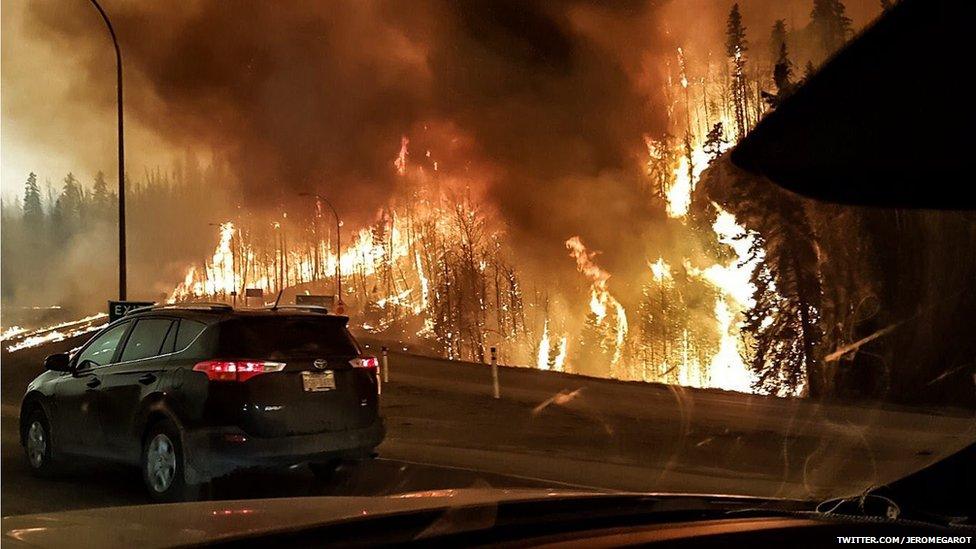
423;1;670;266
15;0;882;312
23;0;670;245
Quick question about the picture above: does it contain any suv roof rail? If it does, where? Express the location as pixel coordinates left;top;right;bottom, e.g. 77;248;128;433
152;302;234;312
269;304;330;314
125;304;158;315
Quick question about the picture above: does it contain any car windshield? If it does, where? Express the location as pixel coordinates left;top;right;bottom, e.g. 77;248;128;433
1;0;973;541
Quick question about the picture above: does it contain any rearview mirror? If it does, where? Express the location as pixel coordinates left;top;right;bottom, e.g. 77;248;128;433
43;353;71;372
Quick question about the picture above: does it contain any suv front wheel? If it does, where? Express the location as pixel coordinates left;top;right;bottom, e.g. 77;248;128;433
142;419;201;502
23;408;61;477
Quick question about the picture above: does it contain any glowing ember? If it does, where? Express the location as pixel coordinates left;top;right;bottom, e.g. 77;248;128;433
677;47;689;89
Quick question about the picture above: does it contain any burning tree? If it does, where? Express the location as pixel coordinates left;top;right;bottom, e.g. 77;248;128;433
742;228;823;397
565;236;629;379
169;174;531;366
635;258;714;385
152;0;894;399
725;3;750;140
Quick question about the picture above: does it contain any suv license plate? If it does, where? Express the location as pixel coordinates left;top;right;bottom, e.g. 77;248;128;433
302;371;336;392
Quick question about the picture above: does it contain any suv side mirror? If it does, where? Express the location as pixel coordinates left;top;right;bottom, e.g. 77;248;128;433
44;353;71;372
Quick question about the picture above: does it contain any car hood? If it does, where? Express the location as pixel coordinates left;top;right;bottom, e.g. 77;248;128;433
3;488;616;548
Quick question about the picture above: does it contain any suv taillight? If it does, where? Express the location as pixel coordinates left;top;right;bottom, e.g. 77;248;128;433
349;356;379;370
193;360;286;382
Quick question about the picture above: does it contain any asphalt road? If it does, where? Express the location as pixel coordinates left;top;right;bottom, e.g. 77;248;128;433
2;334;974;516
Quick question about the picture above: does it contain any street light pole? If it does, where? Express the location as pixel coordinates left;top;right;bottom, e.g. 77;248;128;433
298;192;343;310
89;0;126;300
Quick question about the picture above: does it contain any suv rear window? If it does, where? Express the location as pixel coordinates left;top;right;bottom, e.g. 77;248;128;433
175;319;206;352
120;318;175;362
217;317;360;359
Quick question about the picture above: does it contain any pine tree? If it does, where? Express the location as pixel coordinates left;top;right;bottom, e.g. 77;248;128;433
725;3;749;140
22;173;44;229
762;42;795;108
576;310;614;378
804;61;816;79
44;179;56;212
742;199;824;397
703;122;727;162
769;19;787;62
811;0;852;59
725;4;748;60
92;170;111;216
645;134;677;200
52;172;84;240
773;43;794;92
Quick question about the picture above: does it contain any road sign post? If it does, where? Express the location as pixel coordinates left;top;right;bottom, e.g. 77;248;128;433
244;288;263;308
490;346;500;399
381;346;389;383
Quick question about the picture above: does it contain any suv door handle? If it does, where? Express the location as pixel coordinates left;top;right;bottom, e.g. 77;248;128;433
86;377;101;389
138;373;157;385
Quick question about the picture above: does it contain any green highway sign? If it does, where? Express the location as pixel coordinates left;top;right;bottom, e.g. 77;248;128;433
108;300;155;322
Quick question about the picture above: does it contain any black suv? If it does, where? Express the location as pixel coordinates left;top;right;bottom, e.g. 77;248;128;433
19;304;385;501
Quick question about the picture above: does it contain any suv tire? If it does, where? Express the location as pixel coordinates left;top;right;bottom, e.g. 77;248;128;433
23;408;61;477
142;418;201;502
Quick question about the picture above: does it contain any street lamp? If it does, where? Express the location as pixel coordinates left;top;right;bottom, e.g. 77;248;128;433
298;192;343;311
89;0;127;300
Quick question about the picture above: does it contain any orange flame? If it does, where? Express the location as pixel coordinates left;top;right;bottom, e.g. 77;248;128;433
394;135;409;176
565;236;629;376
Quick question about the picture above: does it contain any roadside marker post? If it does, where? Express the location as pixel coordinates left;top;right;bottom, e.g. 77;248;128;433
490;346;500;399
382;346;389;384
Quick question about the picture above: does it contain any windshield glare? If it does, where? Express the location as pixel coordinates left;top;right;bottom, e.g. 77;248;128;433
1;0;973;542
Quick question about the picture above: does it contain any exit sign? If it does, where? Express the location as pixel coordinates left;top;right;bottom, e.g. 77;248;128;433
108;300;155;322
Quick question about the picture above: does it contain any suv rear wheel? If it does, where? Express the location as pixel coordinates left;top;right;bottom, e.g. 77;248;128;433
142;419;201;502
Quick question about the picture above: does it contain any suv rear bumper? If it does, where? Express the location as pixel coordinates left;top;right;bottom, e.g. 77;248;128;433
183;419;385;483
